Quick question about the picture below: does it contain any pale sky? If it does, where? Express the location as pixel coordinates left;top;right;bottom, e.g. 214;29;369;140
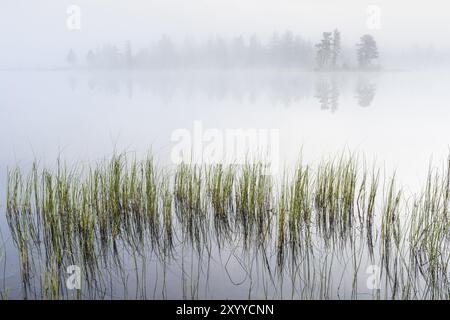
0;0;449;67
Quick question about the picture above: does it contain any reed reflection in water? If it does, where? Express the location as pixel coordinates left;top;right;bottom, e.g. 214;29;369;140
4;150;450;299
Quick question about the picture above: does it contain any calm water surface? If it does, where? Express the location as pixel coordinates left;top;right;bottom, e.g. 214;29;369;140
1;69;449;299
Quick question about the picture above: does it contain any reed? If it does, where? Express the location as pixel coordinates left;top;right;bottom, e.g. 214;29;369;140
288;161;311;246
235;162;273;246
5;150;450;299
314;154;358;241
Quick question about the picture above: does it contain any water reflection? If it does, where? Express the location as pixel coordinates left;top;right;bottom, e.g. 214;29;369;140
355;76;377;107
68;77;78;91
78;72;312;105
313;75;378;111
64;71;378;110
314;77;340;112
4;154;449;299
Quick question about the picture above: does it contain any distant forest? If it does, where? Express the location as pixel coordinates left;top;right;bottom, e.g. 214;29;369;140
67;30;380;70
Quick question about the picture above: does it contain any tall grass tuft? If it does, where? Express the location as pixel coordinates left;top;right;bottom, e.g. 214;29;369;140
5;150;450;299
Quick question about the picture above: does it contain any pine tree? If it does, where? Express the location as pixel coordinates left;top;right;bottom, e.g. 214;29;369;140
331;29;341;69
315;32;332;69
357;34;379;69
67;49;77;67
86;50;95;67
125;40;133;68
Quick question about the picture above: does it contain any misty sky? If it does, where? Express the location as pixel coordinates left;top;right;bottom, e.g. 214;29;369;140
0;0;449;67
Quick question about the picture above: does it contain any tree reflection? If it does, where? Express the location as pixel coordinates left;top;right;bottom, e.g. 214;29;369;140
314;77;339;112
355;76;376;107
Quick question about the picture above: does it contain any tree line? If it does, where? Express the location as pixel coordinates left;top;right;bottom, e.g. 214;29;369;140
314;29;379;70
67;30;379;70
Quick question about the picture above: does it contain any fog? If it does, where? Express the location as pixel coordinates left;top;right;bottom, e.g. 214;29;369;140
1;0;450;68
3;1;450;300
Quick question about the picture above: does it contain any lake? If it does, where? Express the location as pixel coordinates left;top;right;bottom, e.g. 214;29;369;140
1;68;450;299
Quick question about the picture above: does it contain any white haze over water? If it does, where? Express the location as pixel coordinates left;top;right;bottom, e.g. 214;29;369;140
1;0;450;68
1;0;450;299
0;0;449;189
0;0;449;190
